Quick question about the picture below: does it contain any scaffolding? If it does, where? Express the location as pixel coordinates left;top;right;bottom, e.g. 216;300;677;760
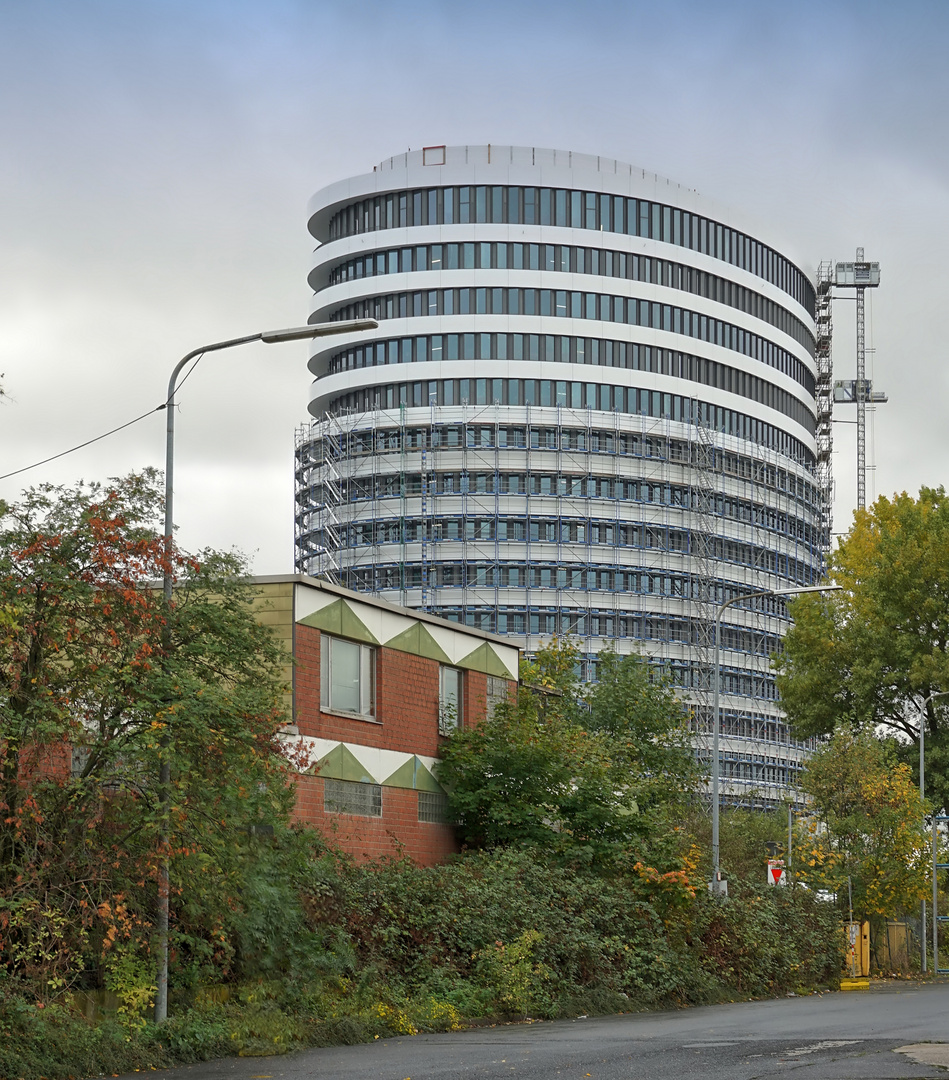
294;417;344;584
294;400;823;806
814;262;834;541
685;404;722;742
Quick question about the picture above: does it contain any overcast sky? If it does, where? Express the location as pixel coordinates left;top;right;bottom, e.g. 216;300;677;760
1;0;946;571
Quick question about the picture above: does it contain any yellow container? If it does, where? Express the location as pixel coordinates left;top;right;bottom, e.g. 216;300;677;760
844;921;871;977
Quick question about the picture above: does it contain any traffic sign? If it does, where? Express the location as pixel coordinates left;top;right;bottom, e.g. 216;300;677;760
767;858;787;886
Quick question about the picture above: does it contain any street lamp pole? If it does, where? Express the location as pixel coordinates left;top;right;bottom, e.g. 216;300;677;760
918;690;949;974
711;583;842;893
155;318;376;1023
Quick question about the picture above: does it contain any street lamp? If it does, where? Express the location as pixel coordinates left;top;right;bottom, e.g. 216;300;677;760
710;582;842;894
155;318;377;1023
161;318;378;598
918;690;949;973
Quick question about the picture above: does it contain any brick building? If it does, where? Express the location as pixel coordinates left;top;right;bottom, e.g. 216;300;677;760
253;576;519;865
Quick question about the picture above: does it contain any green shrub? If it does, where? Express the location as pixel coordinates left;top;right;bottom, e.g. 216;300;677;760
0;839;844;1080
0;990;236;1080
472;930;552;1016
315;846;841;1015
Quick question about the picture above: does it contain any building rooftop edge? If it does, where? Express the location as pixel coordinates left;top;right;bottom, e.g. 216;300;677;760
372;145;695;192
307;143;814;276
251;573;521;654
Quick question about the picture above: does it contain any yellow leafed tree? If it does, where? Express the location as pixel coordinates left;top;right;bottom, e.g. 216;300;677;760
794;728;928;923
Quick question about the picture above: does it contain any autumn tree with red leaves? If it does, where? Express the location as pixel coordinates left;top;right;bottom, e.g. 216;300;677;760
0;470;294;1001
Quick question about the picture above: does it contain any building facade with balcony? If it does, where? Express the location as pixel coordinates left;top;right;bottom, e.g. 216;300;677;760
294;145;830;806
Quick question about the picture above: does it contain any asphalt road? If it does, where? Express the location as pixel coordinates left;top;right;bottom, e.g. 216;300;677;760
124;983;949;1080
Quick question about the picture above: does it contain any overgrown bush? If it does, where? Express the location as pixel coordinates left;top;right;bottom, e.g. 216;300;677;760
693;881;842;996
0;991;233;1080
317;845;841;1014
1;835;843;1080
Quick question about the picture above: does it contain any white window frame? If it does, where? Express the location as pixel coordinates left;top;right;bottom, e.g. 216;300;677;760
439;665;463;735
320;635;376;719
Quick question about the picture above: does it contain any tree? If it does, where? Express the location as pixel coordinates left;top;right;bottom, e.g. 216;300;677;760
793;728;928;926
436;641;698;865
584;649;699;814
0;471;293;999
776;487;949;811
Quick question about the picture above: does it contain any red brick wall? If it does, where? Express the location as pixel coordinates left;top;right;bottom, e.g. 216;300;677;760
296;623;493;751
376;648;440;755
293;774;458;866
293;623;323;738
290;622;515;865
460;670;488;730
17;740;71;784
295;624;441;751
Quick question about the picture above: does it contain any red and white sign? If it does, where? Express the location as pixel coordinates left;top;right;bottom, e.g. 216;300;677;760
767;859;787;886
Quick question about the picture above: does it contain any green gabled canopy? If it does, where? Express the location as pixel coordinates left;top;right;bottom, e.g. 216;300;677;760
457;640;513;678
384;622;452;663
382;755;444;793
311;742;376;783
299;599;379;644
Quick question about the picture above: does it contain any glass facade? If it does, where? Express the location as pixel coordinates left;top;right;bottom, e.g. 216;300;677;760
297;146;828;807
324;183;815;317
322;241;815;353
322;358;814;435
326;298;814;396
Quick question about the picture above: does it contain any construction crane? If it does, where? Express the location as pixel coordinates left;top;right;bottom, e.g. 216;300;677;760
832;248;885;511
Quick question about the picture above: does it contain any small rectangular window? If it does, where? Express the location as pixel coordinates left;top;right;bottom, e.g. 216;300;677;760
439;666;464;735
475;186;487;222
418;790;450;824
524;187;536;224
571;190;582;227
508;187;520;223
599;193;611;232
321;635;375;718
324;778;382;817
540;188;552;225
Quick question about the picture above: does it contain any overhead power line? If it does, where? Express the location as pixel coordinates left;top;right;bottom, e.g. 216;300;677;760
0;403;166;483
0;352;207;484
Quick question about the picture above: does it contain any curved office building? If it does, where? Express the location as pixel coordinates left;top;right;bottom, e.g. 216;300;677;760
295;145;831;806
